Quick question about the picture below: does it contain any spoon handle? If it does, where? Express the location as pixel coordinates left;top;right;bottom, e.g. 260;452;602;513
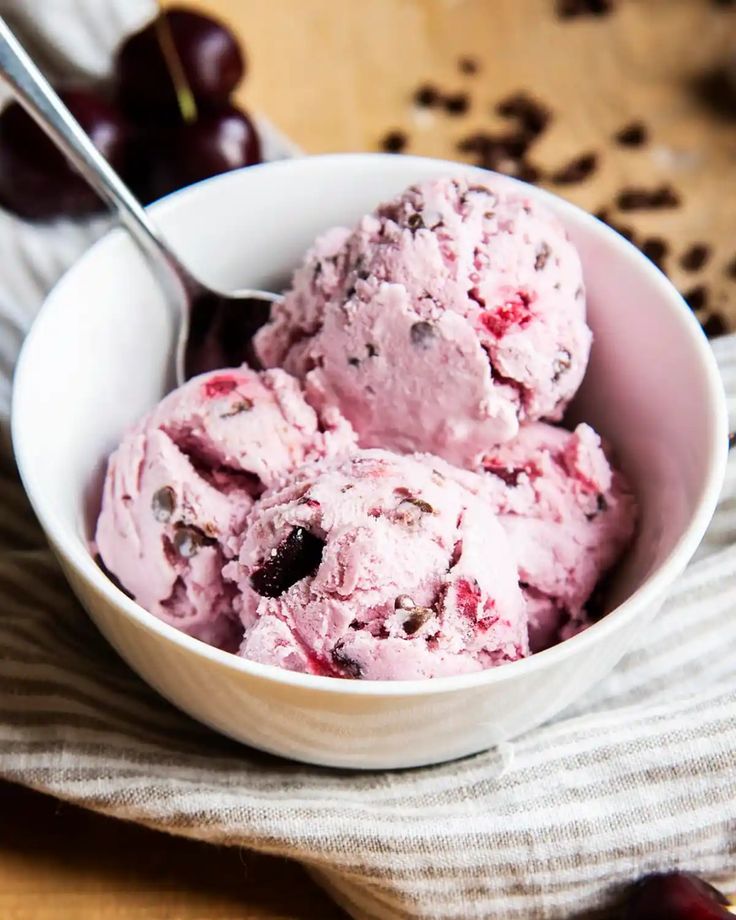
0;16;198;296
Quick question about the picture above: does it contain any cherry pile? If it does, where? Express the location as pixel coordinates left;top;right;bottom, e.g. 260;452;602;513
0;6;261;221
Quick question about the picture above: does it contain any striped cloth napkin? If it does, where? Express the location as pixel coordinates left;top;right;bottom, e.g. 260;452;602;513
0;336;734;920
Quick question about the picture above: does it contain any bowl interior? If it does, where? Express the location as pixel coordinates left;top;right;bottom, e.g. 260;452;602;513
12;154;726;672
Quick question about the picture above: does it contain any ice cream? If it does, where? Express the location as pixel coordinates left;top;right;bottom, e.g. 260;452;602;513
227;449;529;679
480;422;637;652
256;175;591;466
95;366;355;647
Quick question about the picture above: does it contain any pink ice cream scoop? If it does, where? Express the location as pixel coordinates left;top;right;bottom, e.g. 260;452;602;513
480;422;637;652
95;367;356;648
256;175;591;466
227;449;529;680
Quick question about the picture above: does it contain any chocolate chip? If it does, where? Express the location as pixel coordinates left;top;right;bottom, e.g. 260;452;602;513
535;242;552;271
367;343;379;357
556;0;614;17
680;243;711;272
616;184;681;211
458;56;479;74
729;432;736;450
331;641;363;679
151;486;176;523
413;83;439;108
550;152;598;185
407;212;425;231
381;130;407;154
613;121;648;147
410;320;437;348
702;313;728;338
444;92;470;115
220;398;254;418
514;160;542;184
173;524;212;558
347;356;360;367
640;237;668;272
495;92;551;139
402;497;434;514
727;256;736;280
552;349;572;383
684;284;708;311
403;607;434;635
250;527;325;598
395;594;416;610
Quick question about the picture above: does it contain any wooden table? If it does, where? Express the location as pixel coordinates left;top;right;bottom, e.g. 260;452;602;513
3;1;736;917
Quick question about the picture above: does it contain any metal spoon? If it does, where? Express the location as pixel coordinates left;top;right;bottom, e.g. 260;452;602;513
0;17;281;386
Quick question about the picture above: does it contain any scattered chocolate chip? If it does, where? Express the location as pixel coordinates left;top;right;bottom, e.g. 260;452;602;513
683;284;708;311
367;343;379;357
702;312;728;338
151;486;176;523
514;160;542;184
613;121;648;147
616;184;681;211
535;241;552;271
349;619;363;630
729;431;736;450
640;236;668;272
381;130;407;154
403;606;434;635
173;524;212;558
410;320;437;348
458;56;479;75
331;641;363;678
550;152;598;185
495;92;551;140
220;397;254;418
444;92;470;115
556;0;614;17
552;349;572;383
727;256;736;280
347;356;360;367
713;0;736;6
680;243;711;272
413;83;440;108
395;594;416;610
407;212;425;230
250;527;325;598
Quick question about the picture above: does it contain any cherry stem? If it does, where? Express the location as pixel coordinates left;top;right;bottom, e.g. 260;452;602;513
154;8;197;124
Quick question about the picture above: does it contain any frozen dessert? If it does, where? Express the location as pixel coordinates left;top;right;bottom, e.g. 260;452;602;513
256;175;591;467
94;173;638;681
226;450;529;679
95;366;355;648
481;422;637;652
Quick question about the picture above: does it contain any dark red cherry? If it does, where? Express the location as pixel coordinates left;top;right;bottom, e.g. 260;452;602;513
147;105;261;201
0;90;130;220
623;872;732;920
116;8;245;119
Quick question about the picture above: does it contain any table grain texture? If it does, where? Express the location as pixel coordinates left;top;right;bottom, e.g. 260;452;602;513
3;0;736;917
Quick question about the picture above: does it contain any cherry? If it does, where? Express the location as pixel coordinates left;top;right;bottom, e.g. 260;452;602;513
146;105;261;201
0;90;130;220
116;8;245;119
250;527;325;598
623;872;733;920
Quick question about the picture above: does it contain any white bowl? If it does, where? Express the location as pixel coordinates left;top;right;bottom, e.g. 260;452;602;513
11;154;728;769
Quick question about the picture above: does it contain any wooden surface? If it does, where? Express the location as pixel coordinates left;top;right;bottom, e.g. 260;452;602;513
4;2;736;918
